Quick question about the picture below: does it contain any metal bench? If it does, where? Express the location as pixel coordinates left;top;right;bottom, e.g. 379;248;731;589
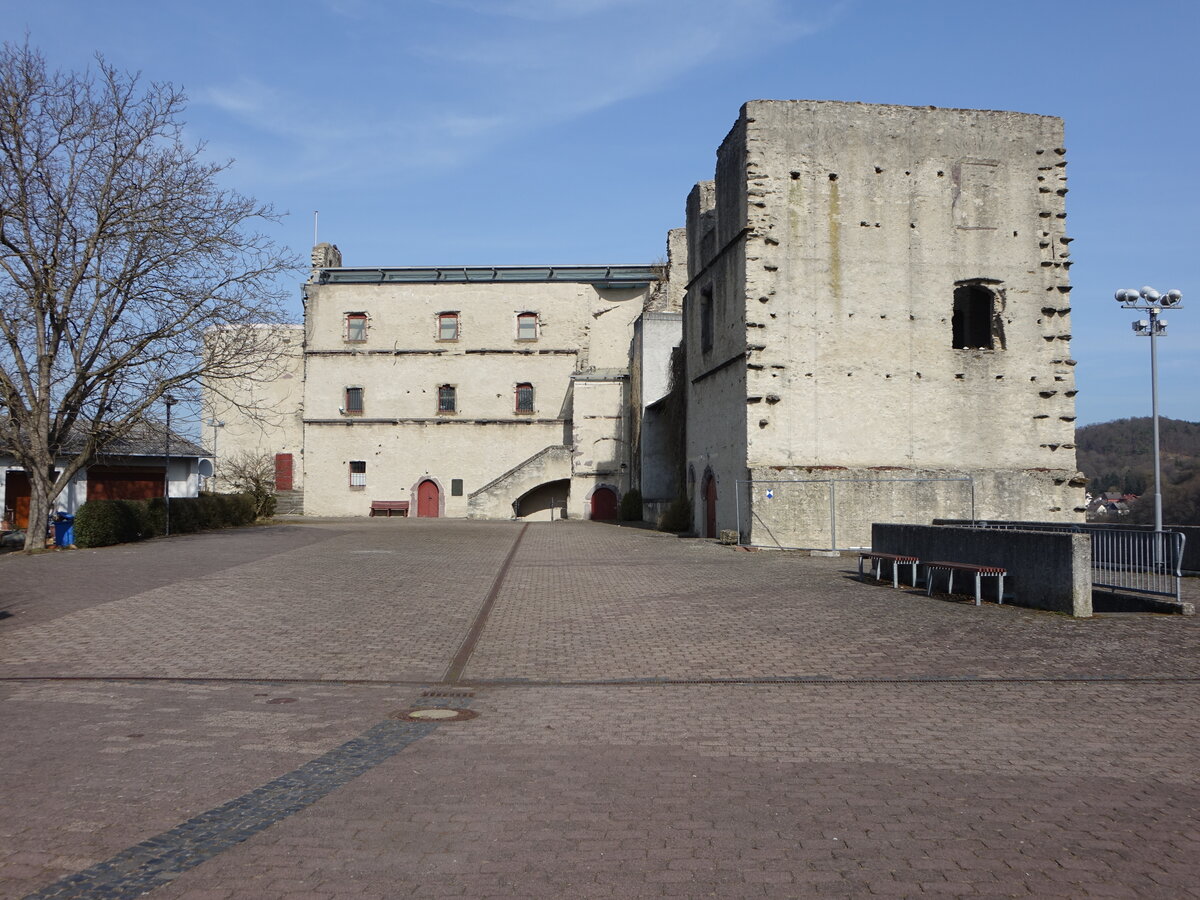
923;561;1007;606
858;552;920;588
369;500;409;517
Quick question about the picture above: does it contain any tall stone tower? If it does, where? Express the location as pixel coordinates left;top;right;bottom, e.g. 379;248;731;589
684;101;1084;547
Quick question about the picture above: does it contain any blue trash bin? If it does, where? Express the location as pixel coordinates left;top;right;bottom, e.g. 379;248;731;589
53;513;75;548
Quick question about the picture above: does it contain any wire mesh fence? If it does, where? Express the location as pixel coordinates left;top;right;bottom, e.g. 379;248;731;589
735;477;975;551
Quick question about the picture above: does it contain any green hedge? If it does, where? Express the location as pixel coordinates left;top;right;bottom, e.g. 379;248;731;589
74;493;261;548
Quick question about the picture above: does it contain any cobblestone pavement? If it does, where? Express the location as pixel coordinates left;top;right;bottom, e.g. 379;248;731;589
2;520;1198;899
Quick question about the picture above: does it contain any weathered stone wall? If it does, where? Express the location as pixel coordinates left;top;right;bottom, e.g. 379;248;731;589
204;325;305;491
685;163;750;535
743;466;1083;550
300;278;648;517
687;100;1083;542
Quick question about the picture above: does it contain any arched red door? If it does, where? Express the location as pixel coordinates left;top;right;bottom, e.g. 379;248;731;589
590;487;618;521
417;479;440;518
703;474;717;538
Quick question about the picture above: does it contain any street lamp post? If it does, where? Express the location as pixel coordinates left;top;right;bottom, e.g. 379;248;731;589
1116;286;1184;534
164;394;177;536
207;418;225;491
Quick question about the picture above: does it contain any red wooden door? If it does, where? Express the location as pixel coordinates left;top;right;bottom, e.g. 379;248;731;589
590;487;618;521
274;453;294;491
417;479;440;517
5;471;31;530
703;474;717;538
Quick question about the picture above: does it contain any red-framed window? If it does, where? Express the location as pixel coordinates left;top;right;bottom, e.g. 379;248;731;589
515;382;534;413
438;312;459;341
345;312;368;342
516;312;538;341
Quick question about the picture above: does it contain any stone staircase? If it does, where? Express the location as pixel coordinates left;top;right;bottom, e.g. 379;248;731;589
274;488;304;516
468;445;571;518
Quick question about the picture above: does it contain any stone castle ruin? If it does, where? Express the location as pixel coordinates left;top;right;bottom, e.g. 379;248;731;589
206;100;1085;546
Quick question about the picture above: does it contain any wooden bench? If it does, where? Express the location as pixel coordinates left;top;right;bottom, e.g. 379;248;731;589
923;561;1007;606
858;552;920;588
369;500;409;517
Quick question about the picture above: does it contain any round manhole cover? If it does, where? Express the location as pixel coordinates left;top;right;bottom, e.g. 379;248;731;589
391;707;478;723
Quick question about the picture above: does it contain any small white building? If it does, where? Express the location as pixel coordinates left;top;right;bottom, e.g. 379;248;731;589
1;422;207;531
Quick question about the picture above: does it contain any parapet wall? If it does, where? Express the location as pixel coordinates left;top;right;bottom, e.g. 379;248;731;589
935;520;1200;575
871;523;1092;616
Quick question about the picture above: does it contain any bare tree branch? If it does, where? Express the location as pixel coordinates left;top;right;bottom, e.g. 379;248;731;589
0;41;299;549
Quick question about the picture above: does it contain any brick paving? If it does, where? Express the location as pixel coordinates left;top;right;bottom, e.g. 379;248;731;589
1;519;1198;898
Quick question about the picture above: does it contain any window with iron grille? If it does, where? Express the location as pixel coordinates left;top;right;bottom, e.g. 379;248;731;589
345;312;368;342
438;312;459;341
437;384;456;413
516;312;538;341
349;460;366;488
344;386;364;414
515;382;534;413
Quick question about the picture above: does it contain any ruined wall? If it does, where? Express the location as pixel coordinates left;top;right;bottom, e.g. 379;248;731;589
204;325;305;491
301;278;647;517
685;168;750;535
709;101;1082;545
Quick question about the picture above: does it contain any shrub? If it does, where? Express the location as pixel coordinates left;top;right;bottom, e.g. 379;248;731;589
618;488;643;522
658;495;692;533
75;499;152;547
74;491;261;548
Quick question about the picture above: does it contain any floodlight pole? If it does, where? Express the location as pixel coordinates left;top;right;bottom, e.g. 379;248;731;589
1148;307;1163;534
1116;286;1184;535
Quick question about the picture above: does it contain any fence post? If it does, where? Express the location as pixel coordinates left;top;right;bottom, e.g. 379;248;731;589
735;480;742;546
829;481;837;551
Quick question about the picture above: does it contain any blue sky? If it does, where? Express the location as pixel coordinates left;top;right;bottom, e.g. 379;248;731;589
9;0;1198;426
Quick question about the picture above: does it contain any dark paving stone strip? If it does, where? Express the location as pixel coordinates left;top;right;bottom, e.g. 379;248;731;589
22;717;441;900
443;523;528;683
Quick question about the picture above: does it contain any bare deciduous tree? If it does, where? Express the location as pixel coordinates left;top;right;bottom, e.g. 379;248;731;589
0;42;298;549
221;450;277;520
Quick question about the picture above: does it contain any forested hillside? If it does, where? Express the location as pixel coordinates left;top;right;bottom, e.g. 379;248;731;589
1076;417;1200;524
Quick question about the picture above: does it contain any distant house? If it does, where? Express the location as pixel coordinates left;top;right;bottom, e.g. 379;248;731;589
1;421;208;531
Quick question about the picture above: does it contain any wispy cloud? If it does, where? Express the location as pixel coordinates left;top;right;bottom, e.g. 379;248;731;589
193;0;846;185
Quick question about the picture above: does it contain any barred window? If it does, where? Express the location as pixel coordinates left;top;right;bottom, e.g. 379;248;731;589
438;312;459;341
344;386;364;414
438;384;457;413
515;382;534;413
345;313;367;342
517;312;538;341
349;460;367;488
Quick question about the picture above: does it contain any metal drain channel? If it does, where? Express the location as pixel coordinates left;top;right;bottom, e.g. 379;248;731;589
5;674;1198;689
442;522;528;683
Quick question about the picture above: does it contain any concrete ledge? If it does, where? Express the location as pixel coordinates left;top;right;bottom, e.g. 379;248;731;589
872;523;1092;617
